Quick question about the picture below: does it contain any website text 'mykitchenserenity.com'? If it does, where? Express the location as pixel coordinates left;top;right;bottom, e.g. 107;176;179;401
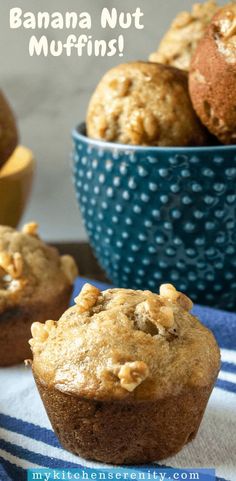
27;468;215;481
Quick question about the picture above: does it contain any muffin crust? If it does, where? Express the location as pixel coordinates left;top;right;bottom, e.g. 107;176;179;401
149;1;219;71
31;283;220;401
87;62;211;147
0;223;78;365
189;3;236;144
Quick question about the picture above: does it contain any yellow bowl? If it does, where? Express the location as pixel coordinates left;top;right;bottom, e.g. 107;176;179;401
0;146;35;227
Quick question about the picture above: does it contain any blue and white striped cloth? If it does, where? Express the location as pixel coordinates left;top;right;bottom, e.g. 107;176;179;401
0;278;235;481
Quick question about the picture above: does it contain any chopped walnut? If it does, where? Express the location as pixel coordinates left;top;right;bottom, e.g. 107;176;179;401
136;297;161;320
159;306;175;328
126;108;160;144
45;319;57;332
74;283;100;313
192;0;217;18
0;251;23;279
12;253;23;278
159;284;193;311
31;322;49;342
173;11;192;29
22;222;39;236
109;77;132;97
177;293;193;311
143;112;159;141
29;320;56;352
216;7;236;40
0;252;12;276
114;361;149;392
60;255;78;284
0;266;5;277
97;114;108;137
135;301;158;333
24;359;32;367
135;297;174;335
160;283;179;301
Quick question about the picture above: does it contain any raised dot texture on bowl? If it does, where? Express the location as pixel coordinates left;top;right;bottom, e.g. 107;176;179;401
72;123;236;311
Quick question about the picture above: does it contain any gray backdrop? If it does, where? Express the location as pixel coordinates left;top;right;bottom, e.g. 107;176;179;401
1;0;226;240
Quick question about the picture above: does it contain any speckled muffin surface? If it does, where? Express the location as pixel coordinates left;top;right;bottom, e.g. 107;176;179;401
31;283;220;463
0;222;78;365
31;283;220;401
0;91;18;168
189;3;236;144
87;62;211;147
149;1;219;71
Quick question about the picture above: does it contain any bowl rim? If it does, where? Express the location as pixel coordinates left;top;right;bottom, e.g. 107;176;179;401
72;122;236;154
0;146;34;181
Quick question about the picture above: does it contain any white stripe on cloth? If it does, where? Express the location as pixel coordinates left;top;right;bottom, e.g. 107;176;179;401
221;348;236;364
0;428;83;468
218;370;236;384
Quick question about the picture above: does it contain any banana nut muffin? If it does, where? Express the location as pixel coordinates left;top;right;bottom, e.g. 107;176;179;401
189;3;236;144
149;1;219;71
30;283;220;465
0;90;18;169
87;61;212;147
0;222;78;366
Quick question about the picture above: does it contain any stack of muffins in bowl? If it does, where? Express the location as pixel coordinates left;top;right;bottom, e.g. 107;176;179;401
0;91;34;227
72;0;236;311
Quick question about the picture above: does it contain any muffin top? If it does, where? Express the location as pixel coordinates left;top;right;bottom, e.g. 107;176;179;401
189;3;236;144
0;223;78;313
31;283;220;402
149;1;219;71
87;61;211;147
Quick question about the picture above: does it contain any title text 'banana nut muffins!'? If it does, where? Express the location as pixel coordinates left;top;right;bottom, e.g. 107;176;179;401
149;1;220;71
30;283;220;465
87;61;212;147
0;222;78;366
189;3;236;145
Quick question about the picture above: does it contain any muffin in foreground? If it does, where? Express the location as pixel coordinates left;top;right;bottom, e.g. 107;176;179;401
149;1;219;71
30;283;220;464
0;90;18;169
0;222;78;366
189;3;236;144
87;61;212;147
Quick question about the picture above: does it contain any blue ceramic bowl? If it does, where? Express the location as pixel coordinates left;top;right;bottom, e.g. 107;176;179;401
72;123;236;311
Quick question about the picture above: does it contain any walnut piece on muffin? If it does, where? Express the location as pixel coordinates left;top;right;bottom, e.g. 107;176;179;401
0;222;78;366
30;283;220;464
149;1;220;71
0;90;18;169
87;61;212;147
189;3;236;144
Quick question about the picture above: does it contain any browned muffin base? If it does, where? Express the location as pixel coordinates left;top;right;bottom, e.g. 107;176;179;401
0;285;72;366
35;373;214;464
